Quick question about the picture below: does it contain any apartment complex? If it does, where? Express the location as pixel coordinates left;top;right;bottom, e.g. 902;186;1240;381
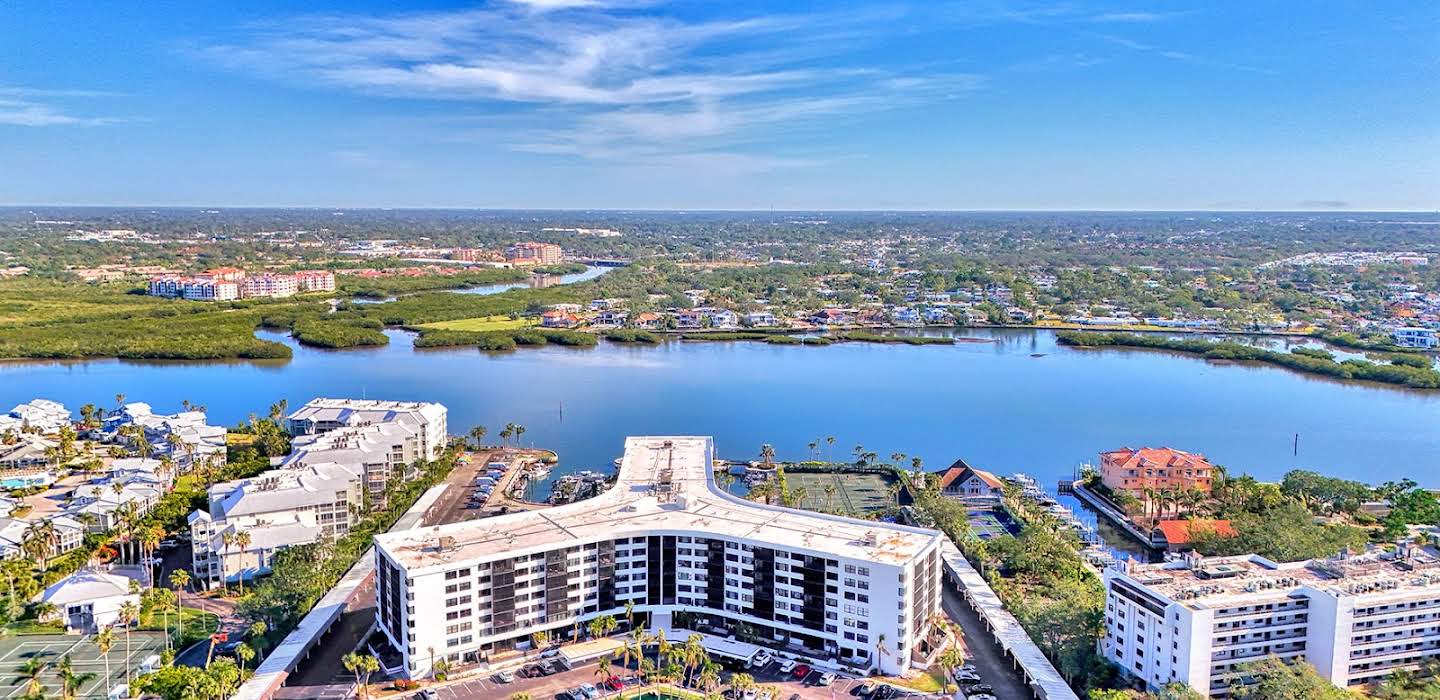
504;241;563;266
147;269;334;300
188;398;448;587
285;397;448;462
189;461;363;587
99;402;227;471
1100;447;1216;499
373;436;946;680
1102;544;1440;696
0;399;71;435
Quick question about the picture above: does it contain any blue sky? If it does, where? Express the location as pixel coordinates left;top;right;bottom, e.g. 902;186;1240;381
2;1;1436;210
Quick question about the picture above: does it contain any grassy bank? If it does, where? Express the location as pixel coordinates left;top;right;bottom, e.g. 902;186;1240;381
835;331;955;345
679;331;830;345
417;315;536;332
1058;331;1440;389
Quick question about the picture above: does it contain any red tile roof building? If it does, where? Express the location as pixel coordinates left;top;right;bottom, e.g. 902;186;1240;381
1100;447;1215;498
1154;519;1236;549
505;242;562;266
935;459;1005;499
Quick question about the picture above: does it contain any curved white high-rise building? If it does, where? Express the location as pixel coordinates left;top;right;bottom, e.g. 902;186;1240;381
374;436;946;679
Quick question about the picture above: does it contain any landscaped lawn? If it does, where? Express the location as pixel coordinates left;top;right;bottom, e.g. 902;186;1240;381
416;315;537;332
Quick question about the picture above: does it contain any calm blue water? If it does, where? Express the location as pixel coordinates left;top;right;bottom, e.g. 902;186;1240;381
2;327;1437;491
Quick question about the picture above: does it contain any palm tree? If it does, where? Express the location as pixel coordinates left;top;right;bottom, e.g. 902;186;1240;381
824;435;836;462
807;440;818;460
16;657;45;698
594;656;612;684
56;655;94;700
233;530;252;594
248;620;269;654
96;627;115;690
624;600;635;630
119;600;137;684
468;425;488;450
729;672;756;699
170;569;191;644
513;424;527;446
342;652;379;699
235;642;255;673
759;444;776;466
141;526;162;588
221;530;236;591
937;646;965;693
500;423;515;447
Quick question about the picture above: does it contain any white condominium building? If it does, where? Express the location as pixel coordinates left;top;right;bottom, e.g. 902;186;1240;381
101;403;227;471
1102;544;1440;697
286;398;448;462
0;399;70;434
189;461;363;587
374;436;946;680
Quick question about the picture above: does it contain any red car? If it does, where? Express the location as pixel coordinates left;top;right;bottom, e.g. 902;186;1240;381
603;678;624;691
791;664;811;679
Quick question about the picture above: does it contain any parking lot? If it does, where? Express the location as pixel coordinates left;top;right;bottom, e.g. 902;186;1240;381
398;645;982;700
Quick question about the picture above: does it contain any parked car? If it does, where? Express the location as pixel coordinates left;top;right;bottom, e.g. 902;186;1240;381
413;691;436;700
966;695;997;700
520;664;541;677
494;670;515;683
750;651;773;668
578;683;599;698
540;647;562;659
537;661;558;675
963;684;993;695
817;672;836;686
777;659;798;674
953;668;981;682
791;664;811;679
603;678;624;691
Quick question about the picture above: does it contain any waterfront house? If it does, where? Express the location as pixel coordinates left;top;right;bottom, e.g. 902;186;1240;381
1392;326;1438;349
1;399;70;434
743;311;778;327
541;310;581;328
934;460;1005;501
809;308;852;325
891;307;921;325
702;308;738;329
1099;447;1215;501
921;308;951;324
675;310;704;329
595;309;628;326
0;435;58;470
633;312;664;329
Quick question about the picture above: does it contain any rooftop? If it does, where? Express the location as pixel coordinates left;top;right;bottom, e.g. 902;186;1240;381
376;436;943;573
1117;542;1440;608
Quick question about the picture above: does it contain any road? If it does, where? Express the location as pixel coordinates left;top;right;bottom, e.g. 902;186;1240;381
941;580;1032;700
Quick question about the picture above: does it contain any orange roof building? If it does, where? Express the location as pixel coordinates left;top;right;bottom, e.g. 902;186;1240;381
1100;446;1216;499
1154;519;1236;550
934;459;1005;500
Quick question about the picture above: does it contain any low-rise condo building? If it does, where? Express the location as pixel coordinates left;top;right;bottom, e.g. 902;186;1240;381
1100;447;1216;499
373;436;946;680
294;269;337;292
241;273;299;298
285;398;448;462
189;461;363;587
1102;544;1440;697
100;403;227;471
0;399;71;434
188;398;448;587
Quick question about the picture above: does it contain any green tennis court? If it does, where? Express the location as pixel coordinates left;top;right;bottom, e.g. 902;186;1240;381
0;631;166;699
786;471;898;516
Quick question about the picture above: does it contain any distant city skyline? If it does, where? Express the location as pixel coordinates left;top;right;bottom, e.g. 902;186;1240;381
2;1;1436;210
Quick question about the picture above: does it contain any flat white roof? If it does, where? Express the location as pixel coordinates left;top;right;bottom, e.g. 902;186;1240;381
376;436;942;573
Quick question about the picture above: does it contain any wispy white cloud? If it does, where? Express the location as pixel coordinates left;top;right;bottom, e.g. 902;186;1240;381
198;4;982;174
1089;12;1172;24
0;87;126;127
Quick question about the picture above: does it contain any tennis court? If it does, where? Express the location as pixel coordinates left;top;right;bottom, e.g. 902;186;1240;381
787;471;897;516
967;506;1019;540
0;631;166;699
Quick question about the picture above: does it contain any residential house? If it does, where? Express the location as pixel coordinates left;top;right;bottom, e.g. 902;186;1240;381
633;312;664;330
934;460;1005;501
702;308;738;329
101;403;226;471
891;307;921;325
1393;327;1438;349
921;308;951;324
541;310;581;328
743;311;778;328
595;310;628;326
0;399;70;434
675;309;704;329
810;308;852;325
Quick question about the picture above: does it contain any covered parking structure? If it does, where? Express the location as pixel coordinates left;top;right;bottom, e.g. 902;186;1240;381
940;541;1080;700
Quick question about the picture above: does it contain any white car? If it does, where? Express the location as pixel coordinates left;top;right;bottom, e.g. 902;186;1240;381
954;668;981;682
967;695;997;700
776;659;798;673
816;672;836;686
578;683;599;698
750;652;773;667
